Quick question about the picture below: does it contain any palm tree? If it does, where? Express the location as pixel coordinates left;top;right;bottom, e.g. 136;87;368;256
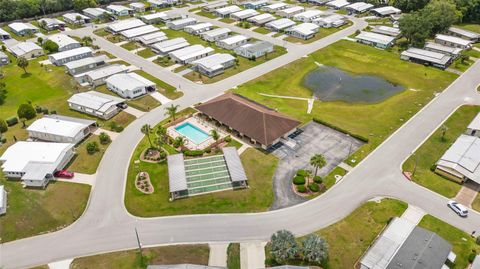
164;104;180;121
210;129;219;142
310;154;326;181
17;56;29;74
156;126;167;143
141;124;153;148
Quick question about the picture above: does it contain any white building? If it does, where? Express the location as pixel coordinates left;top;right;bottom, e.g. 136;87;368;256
80;64;128;86
286;23;319;40
38;18;65;31
200;28;231;42
8;22;39;36
63;13;91;25
0;142;75;188
370;6;401;17
215;5;242;18
107;5;133;17
266;18;296;31
312;14;346;28
106;73;156;99
203;1;228;12
167;17;198;30
68;90;125;119
184;23;213;35
9;42;44;59
230;9;259;21
243;0;269;10
345;2;374;14
129;2;146;12
247;13;276;25
136;31;167;45
140;12;174;24
355;31;395;49
424;42;462;59
293;10;323;22
27;115;96;145
371;25;401;37
0;185;6;215
447;27;480;42
83;7;111;19
151;38;190;55
47;34;81;52
400;48;452;69
467;113;480;138
261;2;288;13
0;28;11;40
49;47;93;66
216;35;248;50
121;25;159;39
326;0;350;9
0;51;9;66
276;6;305;18
192;53;236;77
169;44;214;64
107;18;146;33
64;55;108;75
435;34;473;50
234;41;274;59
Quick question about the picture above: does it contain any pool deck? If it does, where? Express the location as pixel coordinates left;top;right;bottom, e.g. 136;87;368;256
167;116;227;150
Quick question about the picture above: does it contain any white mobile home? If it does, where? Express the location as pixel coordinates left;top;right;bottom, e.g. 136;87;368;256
370;6;401;17
371;25;401;37
326;0;350;9
231;9;259;21
151;38;190;55
312;14;346;28
243;0;269;10
203;1;228;12
64;55;109;75
215;6;242;18
38;18;65;31
262;2;288;13
167;18;197;30
136;31;167;45
400;48;452;69
200;28;231;42
0;28;11;40
192;53;236;77
216;35;248;50
83;7;110;19
121;25;159;39
276;6;305;18
9;42;43;59
234;41;274;59
106;73;156;99
293;10;323;22
107;5;133;17
266;18;296;31
8;22;39;36
169;44;214;64
355;31;395;49
286;23;319;40
435;34;472;50
345;2;373;14
47;34;81;52
466;113;480;138
184;23;213;35
68;91;125;120
81;64;128;86
27;115;96;145
424;42;462;59
0;142;75;188
129;2;146;12
107;19;146;33
49;47;93;66
248;13;276;25
140;12;179;24
446;27;480;42
63;13;91;25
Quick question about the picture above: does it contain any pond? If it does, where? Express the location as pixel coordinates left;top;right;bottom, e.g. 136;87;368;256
303;66;405;103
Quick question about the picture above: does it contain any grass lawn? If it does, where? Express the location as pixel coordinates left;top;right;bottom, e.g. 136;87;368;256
93;28;110;37
418;215;480;269
129;95;161;112
0;179;90;243
335;9;348;15
322;166;347;191
284;21;353;44
108;60;131;66
253;27;271;34
454;23;480;34
137;48;157;59
71;244;209;269
66;135;110;174
196;11;217;19
403;105;480;198
133;70;183;100
451;58;475;72
465;48;480;58
219;18;235;24
125;132;278;216
272;32;283;37
265;199;407;268
473;193;480;211
227;243;241;269
234;40;457;165
121;41;140;51
1;26;35;41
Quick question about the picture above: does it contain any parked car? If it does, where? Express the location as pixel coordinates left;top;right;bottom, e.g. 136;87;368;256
447;200;468;217
117;103;128;109
54;170;74;179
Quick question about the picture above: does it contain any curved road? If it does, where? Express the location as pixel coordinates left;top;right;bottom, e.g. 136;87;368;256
2;14;480;269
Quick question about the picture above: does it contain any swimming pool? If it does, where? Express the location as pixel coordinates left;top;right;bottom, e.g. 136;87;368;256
175;122;211;145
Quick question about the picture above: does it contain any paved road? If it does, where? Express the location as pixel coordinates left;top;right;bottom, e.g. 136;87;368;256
2;14;480;269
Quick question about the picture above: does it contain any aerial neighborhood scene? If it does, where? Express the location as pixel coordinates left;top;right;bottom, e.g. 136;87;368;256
1;0;480;268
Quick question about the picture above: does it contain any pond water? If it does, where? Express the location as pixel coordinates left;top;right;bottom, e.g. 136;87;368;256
303;66;405;103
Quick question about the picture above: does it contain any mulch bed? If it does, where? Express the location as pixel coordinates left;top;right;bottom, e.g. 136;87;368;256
135;172;154;194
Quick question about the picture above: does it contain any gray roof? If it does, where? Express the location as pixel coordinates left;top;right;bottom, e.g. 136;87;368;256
167;154;188;192
240;41;273;53
67;91;124;113
468;112;480;131
85;64;128;80
448;27;480;39
147;265;225;269
9;41;42;56
356;31;395;45
424;42;462;56
222;147;247;182
386;227;452;269
64;55;108;70
401;48;452;66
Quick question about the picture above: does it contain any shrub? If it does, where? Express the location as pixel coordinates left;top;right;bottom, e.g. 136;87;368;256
184;150;204;157
160;150;167;159
308;183;319;192
313;176;323;184
17;103;37;120
204;147;211;153
6;117;18;126
0;138;6;143
50;110;57;114
99;132;111;144
109;122;124;132
296;169;308;177
86;141;99;154
43;39;59;53
476;236;480;245
0;119;7;133
296;185;307;193
35;106;43;113
468;252;477;263
224;136;232;142
42;108;49;114
293;175;305;185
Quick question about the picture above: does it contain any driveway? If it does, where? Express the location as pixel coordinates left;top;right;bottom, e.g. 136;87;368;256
270;122;364;210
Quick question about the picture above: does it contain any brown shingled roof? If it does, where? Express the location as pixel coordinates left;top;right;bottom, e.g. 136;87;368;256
196;93;300;146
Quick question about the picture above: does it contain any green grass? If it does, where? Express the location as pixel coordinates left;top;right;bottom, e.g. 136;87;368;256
253;27;271;34
322;166;347;190
196;11;218;19
418;215;480;269
473;193;480;211
234;40;457;165
137;48;157;59
94;50;115;59
451;58;475;72
403;105;480;198
129;95;161;112
121;41;140;51
0;179;91;243
227;243;241;269
219;18;235;24
284;21;353;44
265;199;407;268
272;32;283;38
67;135;110;174
335;9;348;15
133;70;183;100
71;244;210;269
93;28;110;37
125;139;278;216
465;48;480;59
454;23;480;34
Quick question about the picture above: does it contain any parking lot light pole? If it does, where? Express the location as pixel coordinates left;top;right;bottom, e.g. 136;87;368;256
135;227;143;264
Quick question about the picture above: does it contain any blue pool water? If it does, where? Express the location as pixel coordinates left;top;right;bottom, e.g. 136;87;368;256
175;122;211;144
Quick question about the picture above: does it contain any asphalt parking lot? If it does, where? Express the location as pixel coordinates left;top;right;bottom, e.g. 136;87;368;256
270;121;365;210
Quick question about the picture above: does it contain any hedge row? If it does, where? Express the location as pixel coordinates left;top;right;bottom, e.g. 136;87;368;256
313;118;369;143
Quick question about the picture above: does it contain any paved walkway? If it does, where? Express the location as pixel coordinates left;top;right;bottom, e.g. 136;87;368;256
208;243;228;267
124;107;145;118
146;55;158;62
150;92;172;104
48;259;73;269
58;173;96;186
401;205;426;225
93;128;120;141
115;41;129;46
338;162;353;172
240;242;266;269
455;181;480;207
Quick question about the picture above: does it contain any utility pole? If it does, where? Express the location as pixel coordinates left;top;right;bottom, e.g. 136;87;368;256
135;227;143;265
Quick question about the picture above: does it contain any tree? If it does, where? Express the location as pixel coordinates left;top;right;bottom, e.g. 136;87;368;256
156;126;167;144
81;36;93;46
39;19;47;30
393;0;429;12
270;230;299;263
399;12;431;46
164;104;180;121
141;124;153;148
43;39;59;53
17;56;29;74
99;132;111;144
73;0;97;11
174;136;185;148
210;129;219;142
0;119;7;133
17;103;36;120
86;141;99;154
459;52;470;64
422;0;461;35
301;234;328;265
310;154;326;178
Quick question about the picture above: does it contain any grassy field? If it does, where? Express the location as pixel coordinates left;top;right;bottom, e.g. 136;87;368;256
66;135;110;174
227;243;241;269
403;106;480;198
419;215;480;269
253;27;272;34
71;244;209;269
0;179;90;243
265;199;407;268
284;21;353;44
196;11;218;19
121;41;139;51
133;70;183;100
454;23;480;33
219;18;235;24
137;48;157;59
125;132;278;216
234;40;457;165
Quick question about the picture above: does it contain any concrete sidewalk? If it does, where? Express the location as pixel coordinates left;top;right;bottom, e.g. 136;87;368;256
124;107;145;118
93;128;120;141
150;92;172;104
240;242;266;269
401;205;425;225
208;243;228;267
455;181;480;207
48;259;73;269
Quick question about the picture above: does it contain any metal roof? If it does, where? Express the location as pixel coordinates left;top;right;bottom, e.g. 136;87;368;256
141;12;168;21
0;28;10;37
107;4;132;13
152;38;189;53
312;14;345;24
185;22;213;31
201;28;231;38
262;2;288;10
266;18;296;30
121;24;159;38
287;23;319;36
401;48;451;65
64;55;108;70
107;18;146;32
346;2;374;12
248;13;275;23
222;147;247;182
371;25;400;37
293;10;323;20
168;17;197;26
356;31;395;45
424;42;462;56
231;9;259;19
47;34;80;48
326;0;350;8
106;72;155;91
136;31;167;44
448;27;480;39
218;34;248;45
371;6;401;16
67;90;124;113
27;115;94;138
192;53;235;71
216;5;242;15
85;64;128;81
49;46;92;61
278;6;304;14
9;41;42;56
169;45;214;62
63;12;90;21
435;34;472;46
83;7;110;17
468;113;480;131
8;22;38;32
167;154;188;192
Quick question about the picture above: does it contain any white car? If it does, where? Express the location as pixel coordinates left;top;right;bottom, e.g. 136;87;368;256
447;200;468;217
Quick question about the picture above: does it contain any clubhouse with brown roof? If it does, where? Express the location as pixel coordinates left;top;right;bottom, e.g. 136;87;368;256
196;93;301;149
